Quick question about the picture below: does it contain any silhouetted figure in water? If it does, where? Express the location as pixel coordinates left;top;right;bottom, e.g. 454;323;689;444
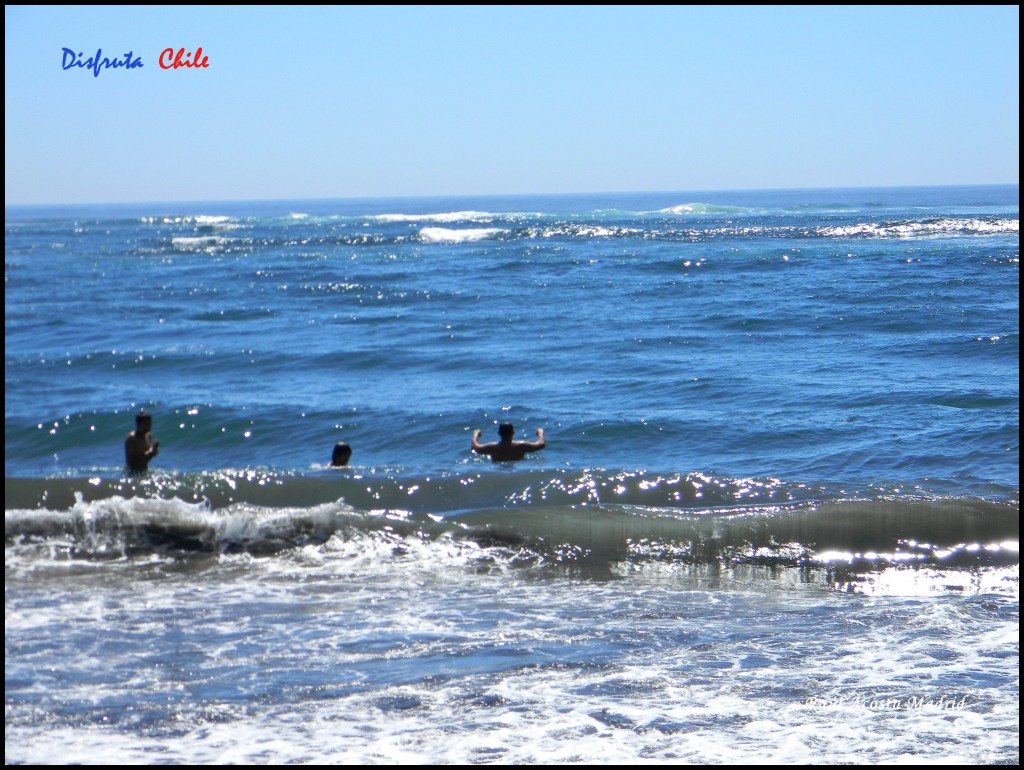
125;412;159;472
471;422;545;462
330;441;352;467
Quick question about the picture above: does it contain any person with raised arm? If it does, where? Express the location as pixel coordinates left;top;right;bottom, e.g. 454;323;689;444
471;422;545;462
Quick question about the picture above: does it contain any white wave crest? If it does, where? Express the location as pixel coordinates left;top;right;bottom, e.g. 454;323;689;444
819;218;1019;238
140;215;231;225
526;225;644;239
419;227;507;243
655;203;754;215
373;211;497;224
171;235;231;251
140;215;238;233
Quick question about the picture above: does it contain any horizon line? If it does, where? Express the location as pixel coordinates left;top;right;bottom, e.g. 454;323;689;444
4;181;1019;210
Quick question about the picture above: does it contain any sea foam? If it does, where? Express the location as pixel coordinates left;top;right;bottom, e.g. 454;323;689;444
419;226;507;243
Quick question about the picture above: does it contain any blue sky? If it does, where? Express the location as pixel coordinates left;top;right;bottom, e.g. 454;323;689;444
4;5;1019;205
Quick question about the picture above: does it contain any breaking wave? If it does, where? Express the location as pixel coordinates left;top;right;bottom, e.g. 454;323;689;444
6;472;1018;570
419;227;508;243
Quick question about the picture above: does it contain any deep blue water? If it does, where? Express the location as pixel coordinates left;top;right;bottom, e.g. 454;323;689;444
5;186;1019;763
4;186;1019;492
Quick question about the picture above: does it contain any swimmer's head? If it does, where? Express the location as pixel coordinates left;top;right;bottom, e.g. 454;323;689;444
331;442;352;467
498;422;515;440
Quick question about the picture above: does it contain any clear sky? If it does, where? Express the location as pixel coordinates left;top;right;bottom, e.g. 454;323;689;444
4;5;1019;205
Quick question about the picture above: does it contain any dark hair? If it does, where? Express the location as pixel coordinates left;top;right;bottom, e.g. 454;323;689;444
331;442;352;466
136;411;152;425
498;422;515;439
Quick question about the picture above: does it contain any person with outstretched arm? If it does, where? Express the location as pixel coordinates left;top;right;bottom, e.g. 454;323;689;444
471;422;545;462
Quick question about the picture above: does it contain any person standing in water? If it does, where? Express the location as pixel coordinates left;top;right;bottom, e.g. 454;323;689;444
125;411;160;472
471;422;545;462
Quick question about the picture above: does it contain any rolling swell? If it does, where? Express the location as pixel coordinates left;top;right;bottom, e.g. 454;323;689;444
6;472;1018;569
151;215;1022;250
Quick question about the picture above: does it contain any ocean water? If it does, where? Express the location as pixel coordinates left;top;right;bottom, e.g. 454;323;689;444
5;186;1019;763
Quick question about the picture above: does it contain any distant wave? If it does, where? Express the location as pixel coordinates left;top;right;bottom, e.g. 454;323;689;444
525;224;645;239
170;235;234;250
818;217;1019;239
419;227;507;243
654;203;762;216
84;210;1023;253
140;215;240;232
409;217;1018;244
372;211;500;223
140;215;231;225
